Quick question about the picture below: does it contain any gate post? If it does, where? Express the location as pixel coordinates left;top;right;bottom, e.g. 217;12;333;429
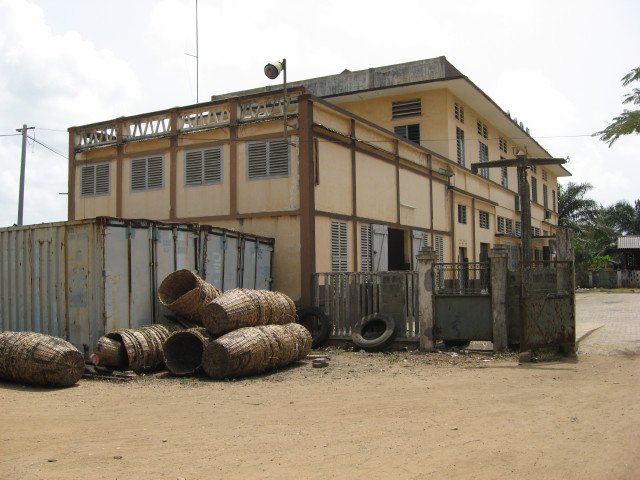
488;245;509;352
416;247;437;351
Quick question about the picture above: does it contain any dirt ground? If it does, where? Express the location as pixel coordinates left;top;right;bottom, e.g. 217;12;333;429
1;342;639;480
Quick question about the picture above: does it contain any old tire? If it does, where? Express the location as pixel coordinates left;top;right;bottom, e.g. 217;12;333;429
297;307;332;348
351;313;396;351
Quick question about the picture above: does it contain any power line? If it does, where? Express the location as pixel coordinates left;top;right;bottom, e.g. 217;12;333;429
27;135;68;159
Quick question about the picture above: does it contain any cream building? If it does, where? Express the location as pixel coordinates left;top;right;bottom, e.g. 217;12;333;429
68;57;571;305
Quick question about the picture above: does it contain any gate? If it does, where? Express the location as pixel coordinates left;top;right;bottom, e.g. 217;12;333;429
312;272;419;341
520;260;575;351
433;262;492;343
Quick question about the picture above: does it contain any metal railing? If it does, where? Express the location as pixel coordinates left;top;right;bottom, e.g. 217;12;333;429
434;262;490;295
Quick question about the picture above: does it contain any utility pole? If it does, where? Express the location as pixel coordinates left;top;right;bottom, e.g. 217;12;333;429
471;155;566;262
16;124;34;226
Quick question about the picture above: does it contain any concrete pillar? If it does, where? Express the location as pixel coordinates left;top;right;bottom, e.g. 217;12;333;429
488;245;509;352
416;247;438;351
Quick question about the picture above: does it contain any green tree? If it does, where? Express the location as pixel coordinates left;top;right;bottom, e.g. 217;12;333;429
558;182;599;229
595;66;640;146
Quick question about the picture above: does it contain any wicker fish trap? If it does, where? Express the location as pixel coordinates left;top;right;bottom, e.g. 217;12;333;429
105;322;182;373
0;331;84;387
201;323;312;380
92;336;127;368
202;289;261;335
162;327;212;376
158;269;221;324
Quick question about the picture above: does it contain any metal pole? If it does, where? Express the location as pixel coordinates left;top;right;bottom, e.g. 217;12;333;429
17;124;28;226
195;0;199;103
519;165;533;262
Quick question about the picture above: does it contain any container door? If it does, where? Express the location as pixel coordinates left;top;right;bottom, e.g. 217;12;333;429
127;225;154;327
223;233;240;290
202;230;224;290
242;238;257;290
255;241;274;290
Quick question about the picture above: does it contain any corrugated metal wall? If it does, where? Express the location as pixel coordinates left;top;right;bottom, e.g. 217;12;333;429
0;217;274;357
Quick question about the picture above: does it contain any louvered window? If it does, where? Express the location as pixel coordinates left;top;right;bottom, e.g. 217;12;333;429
497;216;505;233
479;211;490;229
543;184;548;209
247;139;290;180
185;147;222;186
331;220;348;272
477;120;488;139
456;127;465;166
455;102;464;123
499;137;508;153
392;99;421;119
531;177;538;202
131;156;164;192
394;124;420;145
434;235;444;263
360;224;372;272
552;190;556;212
458;204;467;224
80;163;110;197
542;169;548;182
478;142;489;178
505;218;514;235
501;166;508;188
515;221;522;237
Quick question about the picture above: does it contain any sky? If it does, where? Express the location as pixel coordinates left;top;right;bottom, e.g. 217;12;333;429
0;0;639;228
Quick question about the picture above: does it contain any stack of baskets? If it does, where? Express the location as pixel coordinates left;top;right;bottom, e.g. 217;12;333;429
158;270;310;379
91;269;311;379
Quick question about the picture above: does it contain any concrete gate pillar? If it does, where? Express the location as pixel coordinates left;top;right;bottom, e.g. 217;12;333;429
416;247;438;351
488;245;509;352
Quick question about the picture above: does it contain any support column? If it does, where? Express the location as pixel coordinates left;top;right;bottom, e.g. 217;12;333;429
489;245;509;352
416;247;437;351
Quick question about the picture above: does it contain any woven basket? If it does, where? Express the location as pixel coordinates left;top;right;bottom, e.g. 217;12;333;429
202;289;260;335
162;327;212;376
105;322;182;373
201;323;312;380
203;289;296;335
92;336;127;368
158;270;221;325
0;331;84;387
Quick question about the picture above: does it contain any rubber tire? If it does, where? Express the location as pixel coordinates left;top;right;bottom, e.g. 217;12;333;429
351;313;396;351
296;306;332;348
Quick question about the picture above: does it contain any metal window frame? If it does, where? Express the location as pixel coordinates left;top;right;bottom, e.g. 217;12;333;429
392;98;422;119
479;210;490;229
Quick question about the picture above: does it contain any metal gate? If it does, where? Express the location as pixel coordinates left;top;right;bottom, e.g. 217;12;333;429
519;260;575;351
433;262;492;342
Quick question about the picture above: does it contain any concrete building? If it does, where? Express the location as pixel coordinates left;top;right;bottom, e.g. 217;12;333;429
67;56;571;305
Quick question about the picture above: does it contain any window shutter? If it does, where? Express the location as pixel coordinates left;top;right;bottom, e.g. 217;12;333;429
434;235;444;263
268;140;289;177
146;156;163;189
392;99;421;118
203;148;222;183
131;158;147;191
95;164;110;195
81;165;95;196
331;220;348;272
185;150;203;185
360;224;372;272
248;142;268;178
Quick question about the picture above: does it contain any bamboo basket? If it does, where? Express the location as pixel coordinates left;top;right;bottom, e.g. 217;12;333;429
92;336;127;368
162;327;213;376
158;269;221;324
104;322;182;373
0;331;85;387
201;323;312;380
203;289;296;335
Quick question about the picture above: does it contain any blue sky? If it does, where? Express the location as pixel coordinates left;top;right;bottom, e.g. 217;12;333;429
1;0;639;227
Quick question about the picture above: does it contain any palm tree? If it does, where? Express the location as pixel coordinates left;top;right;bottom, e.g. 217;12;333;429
558;182;599;230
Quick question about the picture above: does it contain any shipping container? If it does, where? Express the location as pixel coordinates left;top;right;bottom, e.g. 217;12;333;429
0;217;274;357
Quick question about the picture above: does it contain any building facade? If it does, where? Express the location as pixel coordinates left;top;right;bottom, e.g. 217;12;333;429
68;57;571;304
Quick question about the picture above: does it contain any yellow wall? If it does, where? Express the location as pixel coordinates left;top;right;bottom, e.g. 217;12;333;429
355;153;397;222
314;141;353;216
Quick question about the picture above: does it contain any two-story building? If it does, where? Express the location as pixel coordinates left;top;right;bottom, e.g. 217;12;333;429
68;56;571;305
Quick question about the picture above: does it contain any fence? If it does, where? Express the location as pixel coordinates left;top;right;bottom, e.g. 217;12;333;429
312;271;419;341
